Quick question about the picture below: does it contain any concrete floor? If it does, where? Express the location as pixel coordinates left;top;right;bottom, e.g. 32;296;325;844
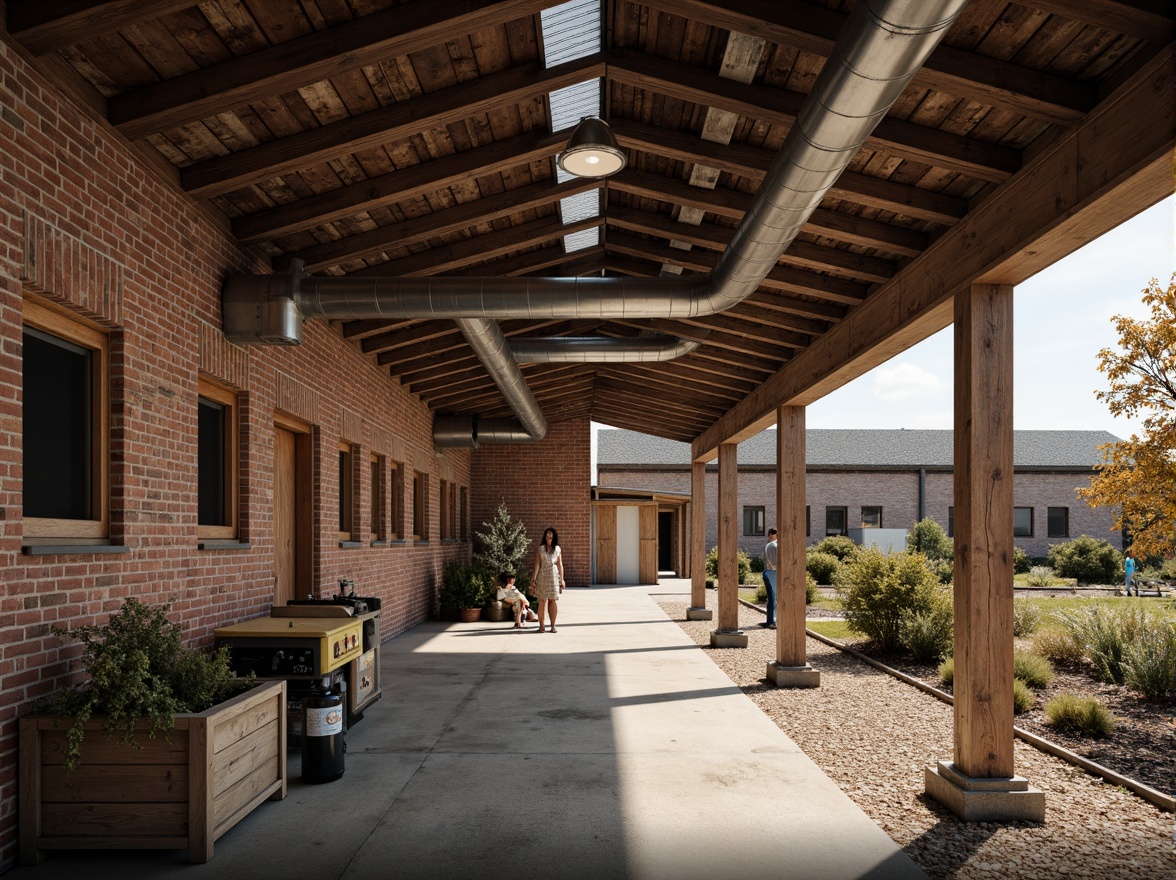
12;580;928;880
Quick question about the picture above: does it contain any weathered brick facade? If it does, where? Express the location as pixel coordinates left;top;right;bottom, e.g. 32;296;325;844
0;33;599;869
600;466;1121;561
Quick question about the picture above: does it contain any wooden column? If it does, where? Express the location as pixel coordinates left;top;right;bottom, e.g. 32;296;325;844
767;406;819;687
710;442;746;646
925;283;1042;820
688;460;712;620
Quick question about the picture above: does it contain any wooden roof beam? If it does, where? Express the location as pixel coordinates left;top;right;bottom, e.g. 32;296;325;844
107;0;555;138
180;54;604;198
608;49;1022;182
692;47;1175;461
7;0;196;55
638;0;1096;124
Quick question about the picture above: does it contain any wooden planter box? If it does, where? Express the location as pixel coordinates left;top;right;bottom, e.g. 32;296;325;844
20;678;287;865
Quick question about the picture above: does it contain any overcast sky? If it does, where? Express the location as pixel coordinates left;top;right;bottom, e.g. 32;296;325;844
591;194;1175;474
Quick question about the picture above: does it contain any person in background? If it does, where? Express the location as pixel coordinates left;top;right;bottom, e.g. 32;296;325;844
1124;552;1136;596
531;526;566;633
497;572;535;627
761;528;778;630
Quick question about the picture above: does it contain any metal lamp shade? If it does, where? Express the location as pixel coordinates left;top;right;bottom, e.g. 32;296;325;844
557;117;626;178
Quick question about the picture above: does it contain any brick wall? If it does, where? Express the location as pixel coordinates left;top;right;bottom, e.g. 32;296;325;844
600;466;1121;561
0;32;471;869
471;417;592;587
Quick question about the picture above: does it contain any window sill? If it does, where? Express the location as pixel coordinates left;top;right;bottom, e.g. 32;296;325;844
338;541;364;549
371;540;389;547
23;543;130;556
198;540;252;551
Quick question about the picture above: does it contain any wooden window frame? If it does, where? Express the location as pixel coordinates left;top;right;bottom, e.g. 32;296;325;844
389;461;403;540
1013;506;1034;538
412;470;427;541
338;442;355;541
860;506;882;529
825;506;848;537
369;453;385;542
439;479;450;540
459;486;468;541
197;379;238;540
22;298;109;542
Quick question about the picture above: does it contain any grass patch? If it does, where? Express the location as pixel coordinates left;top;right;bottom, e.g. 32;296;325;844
806;620;855;641
1045;693;1115;737
1019;596;1174;630
1013;572;1075;588
738;588;760;604
1013;650;1054;689
809;592;844;614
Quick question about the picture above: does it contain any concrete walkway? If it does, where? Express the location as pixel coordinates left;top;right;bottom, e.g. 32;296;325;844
12;580;927;880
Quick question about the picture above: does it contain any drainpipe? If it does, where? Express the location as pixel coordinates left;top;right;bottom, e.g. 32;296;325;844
223;0;970;444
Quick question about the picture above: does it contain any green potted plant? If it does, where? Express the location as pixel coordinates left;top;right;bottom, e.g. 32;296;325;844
20;598;287;865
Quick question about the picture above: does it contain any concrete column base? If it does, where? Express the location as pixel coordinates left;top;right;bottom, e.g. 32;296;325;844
766;661;820;688
709;629;748;648
686;607;713;621
925;761;1044;822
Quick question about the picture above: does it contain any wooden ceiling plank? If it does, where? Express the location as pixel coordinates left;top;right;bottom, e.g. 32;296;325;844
612;119;967;225
340;318;417;339
181;54;604;197
8;0;198;55
601;364;747;402
637;0;1096;124
234;130;565;242
692;46;1174;461
352;216;601;277
1025;0;1175;43
107;0;554;137
608;49;1021;182
283;178;602;272
606;206;897;284
610;170;928;256
361;321;460;354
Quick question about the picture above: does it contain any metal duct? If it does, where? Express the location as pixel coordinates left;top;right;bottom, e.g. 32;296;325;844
509;334;702;363
223;0;968;443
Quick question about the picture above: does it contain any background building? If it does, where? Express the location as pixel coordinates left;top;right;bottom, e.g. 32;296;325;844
597;428;1122;561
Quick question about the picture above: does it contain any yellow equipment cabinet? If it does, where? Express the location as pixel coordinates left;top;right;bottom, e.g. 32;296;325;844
215;616;364;677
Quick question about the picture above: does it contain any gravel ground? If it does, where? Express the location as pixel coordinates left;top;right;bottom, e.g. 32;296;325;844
660;595;1176;880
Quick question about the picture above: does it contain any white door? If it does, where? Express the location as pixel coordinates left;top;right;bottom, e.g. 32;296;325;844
616;505;640;584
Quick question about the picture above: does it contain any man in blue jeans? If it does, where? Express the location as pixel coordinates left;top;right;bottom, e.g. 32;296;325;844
761;528;778;629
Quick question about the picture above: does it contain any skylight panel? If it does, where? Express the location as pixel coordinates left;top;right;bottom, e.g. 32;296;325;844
541;0;601;67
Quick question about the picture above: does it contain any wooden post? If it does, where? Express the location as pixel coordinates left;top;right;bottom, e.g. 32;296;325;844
925;283;1043;820
711;442;746;646
688;460;712;619
768;406;819;687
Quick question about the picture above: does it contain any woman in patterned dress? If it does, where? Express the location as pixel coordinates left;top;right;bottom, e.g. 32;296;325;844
530;526;566;633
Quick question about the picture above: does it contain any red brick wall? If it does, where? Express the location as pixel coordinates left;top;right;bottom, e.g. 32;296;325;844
0;32;471;869
471;417;592;587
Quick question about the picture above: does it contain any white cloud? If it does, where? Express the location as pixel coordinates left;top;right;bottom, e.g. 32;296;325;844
871;362;944;401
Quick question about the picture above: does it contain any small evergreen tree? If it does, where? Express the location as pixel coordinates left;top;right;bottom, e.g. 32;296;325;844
473;501;530;578
906;517;953;562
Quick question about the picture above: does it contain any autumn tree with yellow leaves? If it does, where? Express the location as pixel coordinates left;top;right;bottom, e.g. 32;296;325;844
1079;276;1176;560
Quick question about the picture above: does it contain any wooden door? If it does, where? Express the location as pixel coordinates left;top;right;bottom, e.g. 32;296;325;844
274;427;297;607
595;505;617;585
639;504;658;584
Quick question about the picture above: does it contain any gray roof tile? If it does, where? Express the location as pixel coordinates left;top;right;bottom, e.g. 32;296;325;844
597;428;1120;469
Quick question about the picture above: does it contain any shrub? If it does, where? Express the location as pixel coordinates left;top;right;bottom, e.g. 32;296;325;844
838;548;942;652
1013;546;1031;575
906;517;953;563
938;656;954;687
1047;536;1122;585
1032;627;1085;665
1045;693;1115;737
705;546;751;584
899;592;954;662
754;582;768;604
806;572;818;605
43;598;238;771
932;558;954;585
1013;650;1054;689
805;550;840;586
1012;598;1042;637
1012;678;1034;714
1121;619;1176;700
1025;565;1055;587
749;555;765;573
1056;603;1152;684
811;535;860;563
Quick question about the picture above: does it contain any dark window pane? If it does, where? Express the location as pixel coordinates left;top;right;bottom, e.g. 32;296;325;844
23;328;92;519
825;506;847;536
1047;507;1068;538
861;506;882;528
1014;507;1033;537
947;507;954;538
198;397;226;525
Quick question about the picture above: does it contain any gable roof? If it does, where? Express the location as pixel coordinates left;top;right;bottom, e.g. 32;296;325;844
597;428;1120;469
